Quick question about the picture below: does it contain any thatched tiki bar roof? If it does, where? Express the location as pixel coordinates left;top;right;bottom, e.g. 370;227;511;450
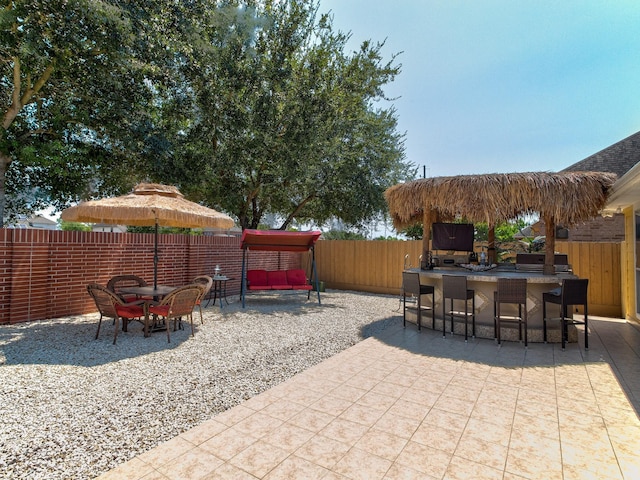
385;171;617;273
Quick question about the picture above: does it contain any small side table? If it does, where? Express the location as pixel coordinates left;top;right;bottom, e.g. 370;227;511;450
206;275;231;308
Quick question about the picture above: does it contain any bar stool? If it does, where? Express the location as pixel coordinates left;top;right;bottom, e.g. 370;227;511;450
543;278;589;350
442;275;475;341
493;278;528;347
402;272;436;332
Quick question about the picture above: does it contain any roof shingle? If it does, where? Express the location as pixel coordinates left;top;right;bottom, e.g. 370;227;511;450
562;130;640;177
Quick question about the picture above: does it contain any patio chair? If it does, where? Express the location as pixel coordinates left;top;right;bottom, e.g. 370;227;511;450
193;275;214;323
107;274;149;303
402;271;436;333
442;275;475;342
493;278;528;347
87;283;146;345
543;278;589;350
147;284;204;343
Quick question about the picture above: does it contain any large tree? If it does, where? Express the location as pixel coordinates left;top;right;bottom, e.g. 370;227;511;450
155;0;412;230
1;0;413;230
0;0;163;225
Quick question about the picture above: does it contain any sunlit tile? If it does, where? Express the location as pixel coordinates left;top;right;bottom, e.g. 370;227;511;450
395;441;451;479
354;429;408;461
228;440;289;478
333;447;392;480
411;424;463;454
261;422;316;451
372;411;423;439
199;426;258;461
319;417;370;445
263;455;329;480
445;455;503;480
294;435;351;469
156;447;223;479
453;435;507;471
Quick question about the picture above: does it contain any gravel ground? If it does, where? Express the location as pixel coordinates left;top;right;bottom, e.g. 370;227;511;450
0;290;402;480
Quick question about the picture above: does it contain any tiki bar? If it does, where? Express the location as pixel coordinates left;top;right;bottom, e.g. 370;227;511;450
385;171;617;344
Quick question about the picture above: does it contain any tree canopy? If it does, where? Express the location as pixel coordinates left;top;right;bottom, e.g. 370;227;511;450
0;0;165;225
0;0;412;229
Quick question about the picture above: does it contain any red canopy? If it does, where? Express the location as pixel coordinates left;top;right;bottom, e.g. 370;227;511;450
240;229;322;252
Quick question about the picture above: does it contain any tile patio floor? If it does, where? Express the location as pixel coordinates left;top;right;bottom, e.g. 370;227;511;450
97;316;640;480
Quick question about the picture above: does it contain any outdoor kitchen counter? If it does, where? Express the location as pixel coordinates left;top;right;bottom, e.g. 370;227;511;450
405;266;578;342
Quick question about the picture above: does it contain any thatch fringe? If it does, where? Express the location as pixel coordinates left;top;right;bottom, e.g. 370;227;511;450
385;171;617;229
61;183;235;229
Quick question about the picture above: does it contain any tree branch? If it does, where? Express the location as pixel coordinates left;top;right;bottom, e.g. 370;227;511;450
279;193;316;230
20;63;55;106
3;57;55;129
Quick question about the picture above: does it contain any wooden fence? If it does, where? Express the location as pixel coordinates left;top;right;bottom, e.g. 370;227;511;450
310;240;622;318
0;231;622;322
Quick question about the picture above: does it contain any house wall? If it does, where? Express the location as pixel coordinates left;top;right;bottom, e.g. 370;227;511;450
533;214;625;242
620;207;637;320
0;229;304;324
566;215;626;242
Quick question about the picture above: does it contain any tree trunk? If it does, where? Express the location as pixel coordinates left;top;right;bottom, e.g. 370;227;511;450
543;214;556;275
0;151;9;227
421;210;431;257
487;224;496;264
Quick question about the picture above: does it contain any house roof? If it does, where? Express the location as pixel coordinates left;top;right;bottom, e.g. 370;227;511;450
28;215;57;226
562;130;640;178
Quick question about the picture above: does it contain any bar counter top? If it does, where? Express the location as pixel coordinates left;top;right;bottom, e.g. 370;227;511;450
407;265;576;284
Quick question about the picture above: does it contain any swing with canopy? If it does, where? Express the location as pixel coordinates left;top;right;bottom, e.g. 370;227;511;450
240;229;322;307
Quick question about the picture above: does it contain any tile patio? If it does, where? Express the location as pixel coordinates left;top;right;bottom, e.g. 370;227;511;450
97;316;640;479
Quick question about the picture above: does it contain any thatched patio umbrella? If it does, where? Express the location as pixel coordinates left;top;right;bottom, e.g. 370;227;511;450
61;183;235;287
385;171;617;273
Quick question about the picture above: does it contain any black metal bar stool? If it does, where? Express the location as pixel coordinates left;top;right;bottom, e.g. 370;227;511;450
494;277;528;347
402;271;436;332
543;278;589;350
442;275;475;341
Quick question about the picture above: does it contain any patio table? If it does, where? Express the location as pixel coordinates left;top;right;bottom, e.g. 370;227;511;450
119;285;176;300
120;285;177;336
206;276;231;308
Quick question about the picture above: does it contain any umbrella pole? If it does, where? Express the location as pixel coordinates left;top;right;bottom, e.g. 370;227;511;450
154;219;159;289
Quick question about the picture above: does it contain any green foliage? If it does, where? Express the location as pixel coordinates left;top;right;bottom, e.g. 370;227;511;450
401;223;424;240
0;0;413;233
164;0;412;230
474;223;488;242
0;0;159;224
495;219;527;241
60;221;91;232
474;219;527;242
322;230;366;240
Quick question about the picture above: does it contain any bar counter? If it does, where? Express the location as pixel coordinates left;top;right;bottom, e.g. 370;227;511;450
405;265;577;342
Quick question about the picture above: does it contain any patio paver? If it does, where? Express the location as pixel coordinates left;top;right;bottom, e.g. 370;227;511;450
96;316;640;479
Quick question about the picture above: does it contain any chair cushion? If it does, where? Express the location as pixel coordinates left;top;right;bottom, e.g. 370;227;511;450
115;304;145;318
270;284;293;290
267;271;288;287
247;270;268;287
149;305;170;317
286;269;308;286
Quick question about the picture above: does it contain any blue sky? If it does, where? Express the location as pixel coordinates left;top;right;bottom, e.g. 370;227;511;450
318;0;640;178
